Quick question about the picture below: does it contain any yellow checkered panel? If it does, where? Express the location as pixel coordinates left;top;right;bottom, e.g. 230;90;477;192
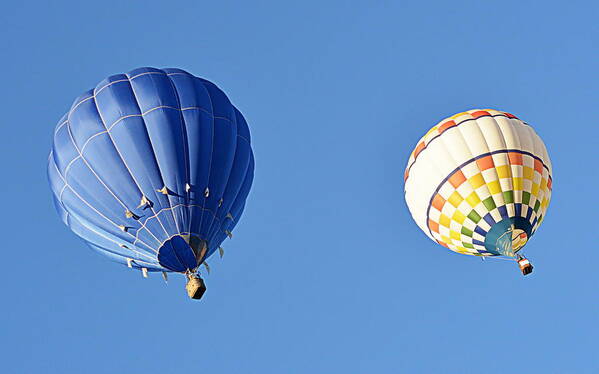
427;150;552;255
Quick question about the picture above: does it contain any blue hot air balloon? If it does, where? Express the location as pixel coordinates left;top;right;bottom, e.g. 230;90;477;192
48;67;254;299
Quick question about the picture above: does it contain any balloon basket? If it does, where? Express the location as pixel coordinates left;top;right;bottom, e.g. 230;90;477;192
186;275;206;300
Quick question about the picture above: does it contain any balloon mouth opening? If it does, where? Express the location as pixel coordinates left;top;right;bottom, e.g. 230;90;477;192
157;234;207;272
511;229;528;251
485;217;533;257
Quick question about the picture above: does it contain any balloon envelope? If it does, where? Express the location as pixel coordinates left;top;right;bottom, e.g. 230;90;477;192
404;109;551;258
48;67;254;273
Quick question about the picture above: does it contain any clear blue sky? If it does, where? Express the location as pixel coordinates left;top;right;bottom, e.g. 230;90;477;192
1;1;597;373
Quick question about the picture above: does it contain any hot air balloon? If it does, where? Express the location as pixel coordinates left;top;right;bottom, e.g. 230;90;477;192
404;109;552;275
48;67;254;298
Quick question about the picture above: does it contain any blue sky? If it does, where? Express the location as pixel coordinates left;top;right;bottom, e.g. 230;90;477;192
1;1;597;373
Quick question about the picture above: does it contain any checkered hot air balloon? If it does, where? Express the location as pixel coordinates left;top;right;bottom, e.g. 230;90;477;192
48;67;254;298
404;109;552;275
